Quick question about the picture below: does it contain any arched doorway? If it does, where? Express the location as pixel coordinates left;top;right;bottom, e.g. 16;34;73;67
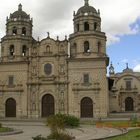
81;97;93;118
125;97;134;111
5;98;16;117
42;94;54;117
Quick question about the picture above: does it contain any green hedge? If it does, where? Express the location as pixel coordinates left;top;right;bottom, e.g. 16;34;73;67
32;135;47;140
55;113;80;127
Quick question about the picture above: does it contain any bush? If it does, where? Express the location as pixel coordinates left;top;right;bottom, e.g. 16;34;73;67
0;123;2;128
55;113;80;127
65;115;80;127
32;135;47;140
46;114;76;140
130;114;138;127
47;114;65;134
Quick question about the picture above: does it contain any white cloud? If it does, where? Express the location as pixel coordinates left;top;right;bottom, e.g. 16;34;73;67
121;59;128;63
0;0;140;43
133;64;140;72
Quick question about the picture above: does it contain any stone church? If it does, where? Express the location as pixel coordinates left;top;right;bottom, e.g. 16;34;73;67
0;0;139;119
109;63;140;113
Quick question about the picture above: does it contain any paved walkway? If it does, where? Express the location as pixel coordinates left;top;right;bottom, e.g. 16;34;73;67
0;121;124;140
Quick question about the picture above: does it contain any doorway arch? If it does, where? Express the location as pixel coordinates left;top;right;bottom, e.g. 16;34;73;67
41;94;54;117
125;97;134;111
5;98;16;117
81;97;93;118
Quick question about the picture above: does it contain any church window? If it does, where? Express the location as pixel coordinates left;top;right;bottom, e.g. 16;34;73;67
9;45;15;56
22;45;27;56
94;22;97;30
84;22;89;31
97;41;101;53
126;81;131;90
60;45;64;52
84;41;90;53
22;27;26;35
71;43;77;57
76;24;79;31
12;27;17;35
44;63;52;75
83;74;89;83
46;45;50;53
8;76;14;86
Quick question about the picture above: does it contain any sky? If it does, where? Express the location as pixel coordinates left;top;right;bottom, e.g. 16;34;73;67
0;0;140;73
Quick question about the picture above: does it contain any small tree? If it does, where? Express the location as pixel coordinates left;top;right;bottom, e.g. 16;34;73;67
47;114;65;134
47;114;74;140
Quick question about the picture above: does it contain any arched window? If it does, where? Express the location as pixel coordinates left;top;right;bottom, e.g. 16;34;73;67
60;45;64;52
22;27;26;35
76;24;79;32
84;22;89;31
94;22;97;30
12;27;17;35
9;45;15;56
22;45;27;56
71;43;77;57
97;42;101;53
44;63;52;75
8;75;14;86
83;74;89;83
46;45;50;53
84;41;90;53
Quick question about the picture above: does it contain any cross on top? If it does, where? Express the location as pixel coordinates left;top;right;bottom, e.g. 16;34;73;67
84;0;89;6
126;63;129;69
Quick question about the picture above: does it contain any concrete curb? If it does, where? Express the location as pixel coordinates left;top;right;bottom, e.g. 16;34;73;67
0;129;23;136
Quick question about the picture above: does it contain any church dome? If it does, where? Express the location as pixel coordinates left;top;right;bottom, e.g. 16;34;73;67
76;0;97;15
10;4;30;19
123;63;133;73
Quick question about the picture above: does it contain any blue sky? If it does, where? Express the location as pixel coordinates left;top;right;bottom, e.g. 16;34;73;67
0;0;140;72
107;19;140;73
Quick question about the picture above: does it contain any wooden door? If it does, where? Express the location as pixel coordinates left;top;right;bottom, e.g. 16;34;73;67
42;94;54;117
125;97;134;111
81;97;93;118
5;98;16;117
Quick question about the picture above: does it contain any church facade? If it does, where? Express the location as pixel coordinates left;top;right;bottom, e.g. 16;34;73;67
0;0;139;119
109;63;140;113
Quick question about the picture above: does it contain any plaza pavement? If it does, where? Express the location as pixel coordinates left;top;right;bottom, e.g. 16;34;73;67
0;121;124;140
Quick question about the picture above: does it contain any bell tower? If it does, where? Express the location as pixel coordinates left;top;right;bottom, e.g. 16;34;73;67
68;0;109;118
1;4;33;62
69;0;106;58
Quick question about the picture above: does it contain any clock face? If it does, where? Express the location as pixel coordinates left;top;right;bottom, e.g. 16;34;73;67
44;63;52;75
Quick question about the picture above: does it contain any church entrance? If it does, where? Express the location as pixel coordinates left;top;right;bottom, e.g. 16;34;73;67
125;97;134;111
5;98;16;117
42;94;54;117
81;97;93;118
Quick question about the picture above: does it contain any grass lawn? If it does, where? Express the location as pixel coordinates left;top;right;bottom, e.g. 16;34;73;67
81;120;140;128
0;127;13;132
105;129;140;140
